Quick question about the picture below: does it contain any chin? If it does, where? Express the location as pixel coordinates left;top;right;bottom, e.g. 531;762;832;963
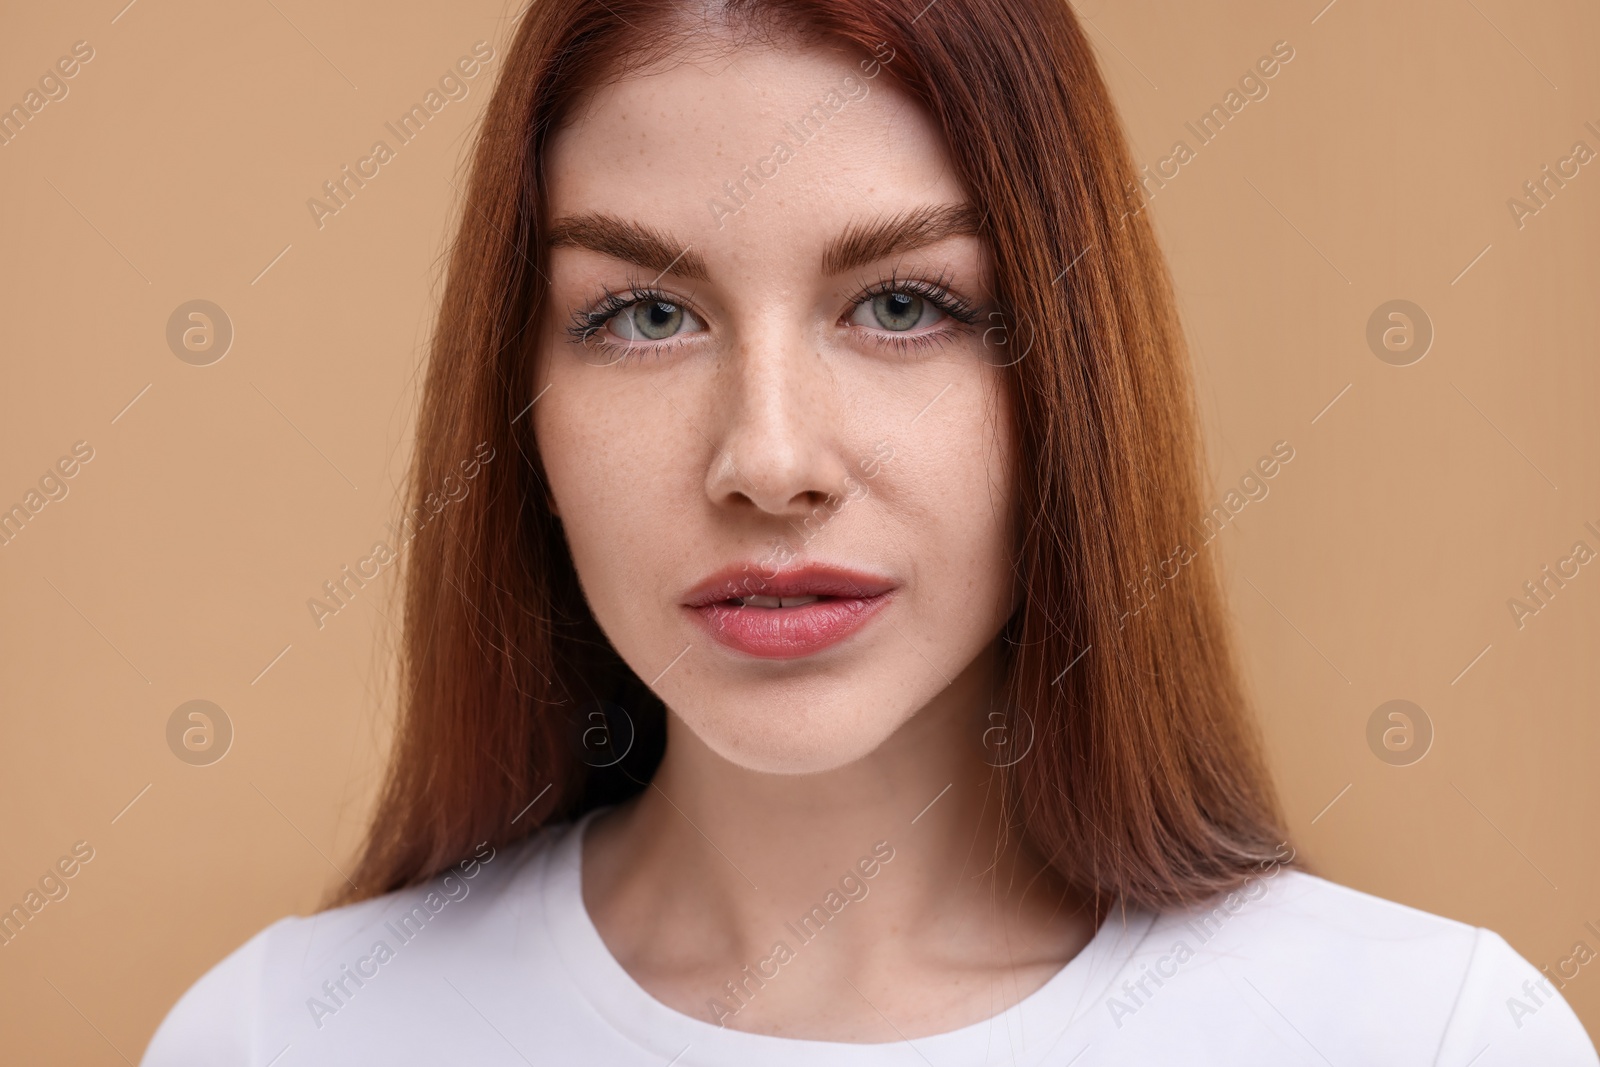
675;687;909;776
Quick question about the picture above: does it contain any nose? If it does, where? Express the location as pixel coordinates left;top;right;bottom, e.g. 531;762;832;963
704;334;853;520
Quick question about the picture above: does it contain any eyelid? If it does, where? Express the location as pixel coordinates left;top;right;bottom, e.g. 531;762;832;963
842;268;983;329
566;279;708;351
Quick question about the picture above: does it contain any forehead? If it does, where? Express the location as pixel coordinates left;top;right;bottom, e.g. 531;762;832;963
542;42;968;263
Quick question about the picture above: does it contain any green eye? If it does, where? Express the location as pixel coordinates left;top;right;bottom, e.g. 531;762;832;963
624;301;683;340
871;292;924;331
849;289;946;334
568;289;705;354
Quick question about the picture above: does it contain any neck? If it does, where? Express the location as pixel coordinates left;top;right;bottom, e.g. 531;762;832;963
581;644;1095;1032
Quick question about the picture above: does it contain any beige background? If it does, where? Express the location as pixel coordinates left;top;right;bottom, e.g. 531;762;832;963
2;0;1596;1058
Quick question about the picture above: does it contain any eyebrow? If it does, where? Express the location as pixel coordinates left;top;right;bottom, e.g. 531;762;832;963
545;213;711;282
821;203;983;276
543;201;983;282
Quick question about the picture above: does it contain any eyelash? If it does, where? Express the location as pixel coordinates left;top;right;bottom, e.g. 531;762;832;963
564;270;982;360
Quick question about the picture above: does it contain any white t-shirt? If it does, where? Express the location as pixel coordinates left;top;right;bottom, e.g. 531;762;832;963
142;807;1598;1065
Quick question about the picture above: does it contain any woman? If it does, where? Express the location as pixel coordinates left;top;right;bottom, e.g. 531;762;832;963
143;0;1596;1062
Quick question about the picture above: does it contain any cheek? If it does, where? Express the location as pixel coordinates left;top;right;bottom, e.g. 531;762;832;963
532;359;700;646
891;374;1016;622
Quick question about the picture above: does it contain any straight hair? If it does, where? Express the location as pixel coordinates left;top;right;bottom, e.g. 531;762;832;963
331;0;1298;913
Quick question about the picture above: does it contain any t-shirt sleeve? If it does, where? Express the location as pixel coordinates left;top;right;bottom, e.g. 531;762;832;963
139;919;285;1066
1434;927;1599;1065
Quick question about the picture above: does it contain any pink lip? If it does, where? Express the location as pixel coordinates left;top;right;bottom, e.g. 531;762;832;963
682;563;897;659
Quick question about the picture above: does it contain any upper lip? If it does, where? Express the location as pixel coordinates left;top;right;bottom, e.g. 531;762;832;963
681;563;897;608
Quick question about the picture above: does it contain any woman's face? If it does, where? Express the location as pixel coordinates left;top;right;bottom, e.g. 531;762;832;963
534;40;1016;774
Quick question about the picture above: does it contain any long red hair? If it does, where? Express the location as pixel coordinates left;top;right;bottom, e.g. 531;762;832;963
331;0;1297;912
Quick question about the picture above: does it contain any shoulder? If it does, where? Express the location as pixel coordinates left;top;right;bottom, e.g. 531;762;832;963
140;828;562;1066
1111;868;1597;1063
139;914;287;1066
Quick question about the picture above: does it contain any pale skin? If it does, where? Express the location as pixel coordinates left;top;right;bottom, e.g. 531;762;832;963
531;37;1099;1041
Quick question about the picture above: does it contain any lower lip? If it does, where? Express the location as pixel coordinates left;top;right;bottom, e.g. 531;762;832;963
686;593;894;659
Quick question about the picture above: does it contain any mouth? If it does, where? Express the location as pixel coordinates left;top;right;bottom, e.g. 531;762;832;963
722;594;828;608
681;564;897;659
